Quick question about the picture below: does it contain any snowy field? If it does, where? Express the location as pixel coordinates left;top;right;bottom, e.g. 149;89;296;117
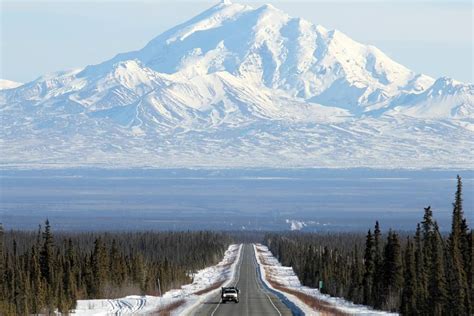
72;244;242;315
254;244;397;315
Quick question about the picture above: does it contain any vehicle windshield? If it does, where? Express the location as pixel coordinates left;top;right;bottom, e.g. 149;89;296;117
224;289;237;293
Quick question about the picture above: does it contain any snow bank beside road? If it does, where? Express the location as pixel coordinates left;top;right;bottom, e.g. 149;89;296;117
179;243;242;315
254;244;397;316
73;244;242;315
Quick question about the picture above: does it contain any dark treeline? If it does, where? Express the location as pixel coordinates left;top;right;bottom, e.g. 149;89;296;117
0;225;232;315
264;175;473;315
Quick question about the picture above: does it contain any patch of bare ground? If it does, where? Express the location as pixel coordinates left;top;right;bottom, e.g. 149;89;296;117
222;248;239;267
220;261;233;269
256;247;349;316
154;299;185;316
193;280;226;295
193;246;239;295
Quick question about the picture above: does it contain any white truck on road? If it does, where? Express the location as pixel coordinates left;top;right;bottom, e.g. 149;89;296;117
221;287;239;303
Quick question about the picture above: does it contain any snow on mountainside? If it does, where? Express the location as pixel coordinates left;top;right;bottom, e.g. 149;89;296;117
81;1;434;111
0;1;473;169
0;79;22;90
388;77;474;119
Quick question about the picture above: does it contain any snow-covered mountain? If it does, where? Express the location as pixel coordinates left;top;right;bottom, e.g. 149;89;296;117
1;1;473;169
387;77;474;119
0;79;23;90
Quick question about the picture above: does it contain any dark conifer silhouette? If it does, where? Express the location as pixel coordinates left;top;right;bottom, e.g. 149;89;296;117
264;177;472;315
0;223;231;315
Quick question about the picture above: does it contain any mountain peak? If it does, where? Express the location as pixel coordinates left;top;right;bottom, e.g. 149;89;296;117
254;3;287;18
426;76;471;96
432;76;462;87
259;3;278;10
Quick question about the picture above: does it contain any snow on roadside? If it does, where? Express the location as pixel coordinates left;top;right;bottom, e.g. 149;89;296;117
72;244;242;315
254;244;398;316
176;243;242;315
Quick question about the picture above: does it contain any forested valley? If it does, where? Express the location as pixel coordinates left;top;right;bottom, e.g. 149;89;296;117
0;176;472;315
0;226;231;315
264;176;473;315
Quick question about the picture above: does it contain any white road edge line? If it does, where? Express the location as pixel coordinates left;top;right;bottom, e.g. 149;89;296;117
210;244;244;316
252;244;283;316
233;245;243;286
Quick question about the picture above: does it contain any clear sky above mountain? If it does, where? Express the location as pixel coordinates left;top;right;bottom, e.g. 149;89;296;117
1;0;472;83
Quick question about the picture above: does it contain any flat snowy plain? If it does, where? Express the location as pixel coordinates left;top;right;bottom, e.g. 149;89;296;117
1;168;472;232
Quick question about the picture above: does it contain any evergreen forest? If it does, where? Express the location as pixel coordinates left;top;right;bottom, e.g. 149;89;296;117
264;176;473;315
0;227;231;315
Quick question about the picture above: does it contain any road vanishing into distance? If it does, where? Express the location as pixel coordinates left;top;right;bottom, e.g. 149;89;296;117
194;244;293;316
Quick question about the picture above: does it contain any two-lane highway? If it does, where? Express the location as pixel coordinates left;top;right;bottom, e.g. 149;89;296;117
193;244;293;316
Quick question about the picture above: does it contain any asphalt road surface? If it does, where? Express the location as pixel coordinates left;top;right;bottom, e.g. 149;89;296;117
193;244;293;316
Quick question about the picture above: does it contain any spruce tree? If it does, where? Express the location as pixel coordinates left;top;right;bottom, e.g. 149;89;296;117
39;220;57;313
39;220;54;283
0;224;4;294
372;221;384;309
428;222;447;315
109;239;126;286
132;252;147;293
0;224;5;310
421;206;434;239
91;238;108;298
382;231;403;311
421;206;435;314
447;176;469;315
460;219;470;275
363;229;374;306
63;239;77;311
401;237;417;315
30;245;45;314
414;223;428;314
469;230;474;313
348;245;363;304
64;259;77;312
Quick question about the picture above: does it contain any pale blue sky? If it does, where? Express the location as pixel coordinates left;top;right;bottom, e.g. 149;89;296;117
1;0;472;83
